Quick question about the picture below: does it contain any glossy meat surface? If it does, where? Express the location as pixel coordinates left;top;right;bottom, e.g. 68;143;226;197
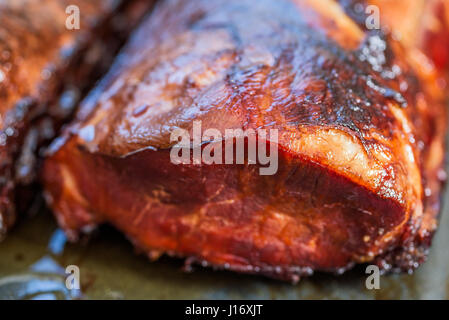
0;0;153;237
43;0;449;280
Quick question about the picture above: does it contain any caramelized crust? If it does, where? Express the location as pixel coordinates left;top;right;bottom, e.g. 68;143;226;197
0;0;153;237
43;0;449;280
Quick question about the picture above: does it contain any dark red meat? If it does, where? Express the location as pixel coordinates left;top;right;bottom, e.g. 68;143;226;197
43;0;449;281
0;0;154;237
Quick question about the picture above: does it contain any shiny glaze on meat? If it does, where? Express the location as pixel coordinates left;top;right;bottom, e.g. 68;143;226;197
0;0;153;237
43;0;449;280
